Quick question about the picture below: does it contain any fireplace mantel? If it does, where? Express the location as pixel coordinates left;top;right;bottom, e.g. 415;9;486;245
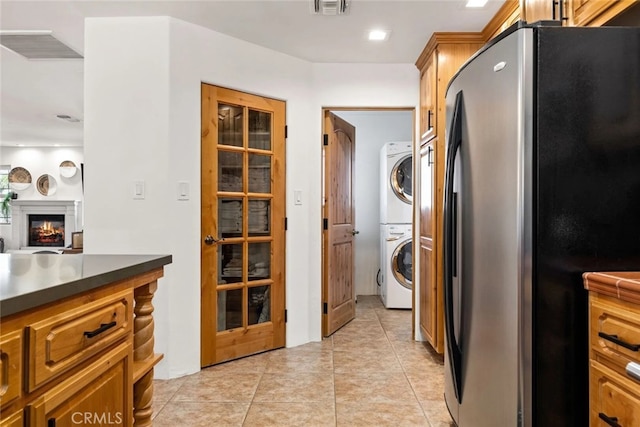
10;200;83;250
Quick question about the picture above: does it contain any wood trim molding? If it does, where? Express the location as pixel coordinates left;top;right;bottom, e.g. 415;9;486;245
415;32;485;70
583;0;638;26
481;0;521;41
584;271;640;305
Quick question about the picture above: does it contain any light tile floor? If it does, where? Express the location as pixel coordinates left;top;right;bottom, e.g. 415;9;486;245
152;295;455;426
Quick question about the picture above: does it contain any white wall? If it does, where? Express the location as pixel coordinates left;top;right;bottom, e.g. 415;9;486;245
168;17;316;376
0;146;83;248
333;111;413;296
84;16;418;379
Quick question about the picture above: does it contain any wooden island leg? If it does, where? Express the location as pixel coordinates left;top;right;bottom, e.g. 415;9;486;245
133;280;158;427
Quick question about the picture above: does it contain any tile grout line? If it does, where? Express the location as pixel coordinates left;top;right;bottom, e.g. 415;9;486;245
377;304;435;427
332;335;338;427
241;355;269;426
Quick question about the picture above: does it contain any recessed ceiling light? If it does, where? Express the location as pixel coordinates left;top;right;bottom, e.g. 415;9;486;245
466;0;488;7
368;30;390;41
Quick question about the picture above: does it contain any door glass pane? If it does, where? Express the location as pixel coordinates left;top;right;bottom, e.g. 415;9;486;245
248;285;270;325
392;155;412;203
219;198;243;237
219;243;243;283
218;104;243;147
248;242;270;281
217;288;243;331
218;150;243;192
249;110;271;150
248;199;270;236
249;154;271;193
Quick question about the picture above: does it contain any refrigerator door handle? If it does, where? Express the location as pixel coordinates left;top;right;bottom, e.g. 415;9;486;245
452;192;458;278
444;90;464;403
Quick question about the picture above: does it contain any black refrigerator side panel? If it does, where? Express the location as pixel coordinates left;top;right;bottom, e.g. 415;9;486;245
535;26;640;427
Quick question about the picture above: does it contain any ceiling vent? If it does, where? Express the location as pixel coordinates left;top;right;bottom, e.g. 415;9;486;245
311;0;350;15
0;31;82;59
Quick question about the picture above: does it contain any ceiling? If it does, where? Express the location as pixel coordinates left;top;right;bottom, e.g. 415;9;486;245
0;0;505;147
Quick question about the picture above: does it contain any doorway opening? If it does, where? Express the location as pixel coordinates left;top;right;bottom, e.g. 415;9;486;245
321;107;416;337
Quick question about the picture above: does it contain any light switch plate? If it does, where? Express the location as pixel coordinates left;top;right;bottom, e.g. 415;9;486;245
133;180;145;200
294;190;302;205
177;181;189;201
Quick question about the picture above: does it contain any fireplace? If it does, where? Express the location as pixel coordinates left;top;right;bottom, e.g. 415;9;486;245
9;200;82;250
28;214;65;247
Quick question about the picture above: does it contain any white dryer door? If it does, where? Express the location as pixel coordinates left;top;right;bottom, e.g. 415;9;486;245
391;238;412;289
391;155;412;204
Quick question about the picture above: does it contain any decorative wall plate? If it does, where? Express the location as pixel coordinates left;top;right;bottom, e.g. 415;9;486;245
36;174;58;196
59;160;77;178
8;166;32;190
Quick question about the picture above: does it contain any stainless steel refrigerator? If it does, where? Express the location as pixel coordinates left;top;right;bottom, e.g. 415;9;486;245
443;22;640;427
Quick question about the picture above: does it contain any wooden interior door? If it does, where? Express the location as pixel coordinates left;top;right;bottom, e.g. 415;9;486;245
322;111;356;336
201;84;286;366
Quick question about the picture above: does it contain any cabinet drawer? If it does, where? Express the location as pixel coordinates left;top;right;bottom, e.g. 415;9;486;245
591;296;640;375
590;360;640;427
27;341;132;427
0;408;24;427
0;330;22;407
27;289;132;392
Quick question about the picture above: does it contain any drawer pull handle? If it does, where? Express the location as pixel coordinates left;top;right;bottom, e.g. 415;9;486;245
598;332;640;351
598;413;621;427
84;321;117;338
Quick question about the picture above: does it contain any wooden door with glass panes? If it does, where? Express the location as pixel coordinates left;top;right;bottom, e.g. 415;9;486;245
201;84;286;367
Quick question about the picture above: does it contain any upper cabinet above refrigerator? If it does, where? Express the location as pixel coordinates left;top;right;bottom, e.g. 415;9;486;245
519;0;638;26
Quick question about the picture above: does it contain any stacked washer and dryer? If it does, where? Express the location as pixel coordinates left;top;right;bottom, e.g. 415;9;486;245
378;142;413;309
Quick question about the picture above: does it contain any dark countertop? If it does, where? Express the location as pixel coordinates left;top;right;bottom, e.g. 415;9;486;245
0;254;172;317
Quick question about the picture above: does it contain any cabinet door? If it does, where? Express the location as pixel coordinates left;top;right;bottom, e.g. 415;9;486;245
420;53;437;139
419;141;439;351
570;0;634;26
524;0;556;22
0;330;22;407
0;409;23;427
590;360;640;427
28;342;132;427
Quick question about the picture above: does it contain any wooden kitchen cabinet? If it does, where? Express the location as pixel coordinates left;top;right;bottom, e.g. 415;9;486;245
483;0;521;41
26;289;132;392
522;0;562;23
415;33;484;354
518;0;636;26
419;141;438;349
28;342;132;427
0;409;23;427
0;330;22;408
419;53;436;139
569;0;638;26
0;256;168;427
583;272;640;427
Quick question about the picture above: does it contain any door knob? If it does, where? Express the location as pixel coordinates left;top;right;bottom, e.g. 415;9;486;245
204;235;218;245
351;230;360;236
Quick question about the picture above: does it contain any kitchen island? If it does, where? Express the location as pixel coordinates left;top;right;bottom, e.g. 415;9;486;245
0;254;171;427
